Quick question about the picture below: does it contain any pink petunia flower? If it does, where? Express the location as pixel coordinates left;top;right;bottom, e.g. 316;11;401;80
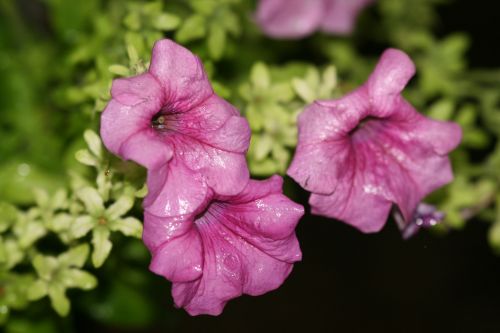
143;175;303;316
287;48;462;233
100;39;251;217
255;0;375;39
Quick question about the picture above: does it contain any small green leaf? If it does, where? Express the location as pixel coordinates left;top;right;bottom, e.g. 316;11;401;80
135;185;148;198
109;217;143;238
292;78;316;103
48;284;70;316
27;280;48;301
16;220;46;249
33;189;50;208
0;305;8;325
252;134;273;161
175;15;206;43
428;99;455;121
123;12;141;31
32;255;58;281
207;24;226;60
52;189;68;210
70;216;95;239
4;239;24;269
108;64;130;77
59;244;90;268
75;149;99;167
106;196;134;220
83;130;102;158
77;187;104;216
0;202;17;232
92;227;112;268
60;269;97;290
251;63;271;90
489;222;500;254
153;13;181;31
319;65;337;98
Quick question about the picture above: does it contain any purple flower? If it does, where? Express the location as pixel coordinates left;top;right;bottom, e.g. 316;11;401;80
255;0;375;39
394;203;445;240
143;176;303;316
287;49;462;233
100;39;251;217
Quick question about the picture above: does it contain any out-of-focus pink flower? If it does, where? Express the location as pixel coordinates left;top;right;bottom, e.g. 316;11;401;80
100;39;251;217
255;0;375;39
288;48;462;233
394;203;445;239
143;175;303;316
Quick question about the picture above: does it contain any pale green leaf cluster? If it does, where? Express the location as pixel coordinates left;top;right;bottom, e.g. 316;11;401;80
240;62;338;176
0;131;143;321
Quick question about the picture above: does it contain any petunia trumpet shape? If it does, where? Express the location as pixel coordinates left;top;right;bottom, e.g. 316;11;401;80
287;48;462;233
255;0;375;39
143;176;303;316
100;39;251;218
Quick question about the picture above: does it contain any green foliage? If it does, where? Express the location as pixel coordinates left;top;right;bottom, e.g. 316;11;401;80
240;62;338;175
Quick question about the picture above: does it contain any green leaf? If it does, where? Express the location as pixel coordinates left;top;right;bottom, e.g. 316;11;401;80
75;149;99;167
153;13;181;31
0;202;17;233
428;99;455;121
319;65;338;98
51;189;68;210
0;305;8;325
490;220;500;254
83;130;102;158
292;78;316;103
70;216;95;239
175;15;206;43
106;196;134;220
4;239;23;269
58;244;90;268
251;134;273;161
48;284;70;316
77;187;104;216
32;255;58;281
16;220;46;249
60;269;97;290
251;63;271;90
33;188;49;208
207;24;226;60
135;185;148;198
27;280;48;301
109;217;143;238
108;64;130;77
91;227;112;268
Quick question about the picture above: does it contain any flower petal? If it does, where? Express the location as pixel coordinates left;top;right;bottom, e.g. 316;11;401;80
120;129;173;169
147;176;303;316
100;73;163;157
172;219;297;316
149;39;213;111
321;0;375;35
255;0;324;39
143;160;209;217
149;226;204;283
174;94;251;154
168;134;250;197
288;91;369;194
309;180;393;233
366;49;416;109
